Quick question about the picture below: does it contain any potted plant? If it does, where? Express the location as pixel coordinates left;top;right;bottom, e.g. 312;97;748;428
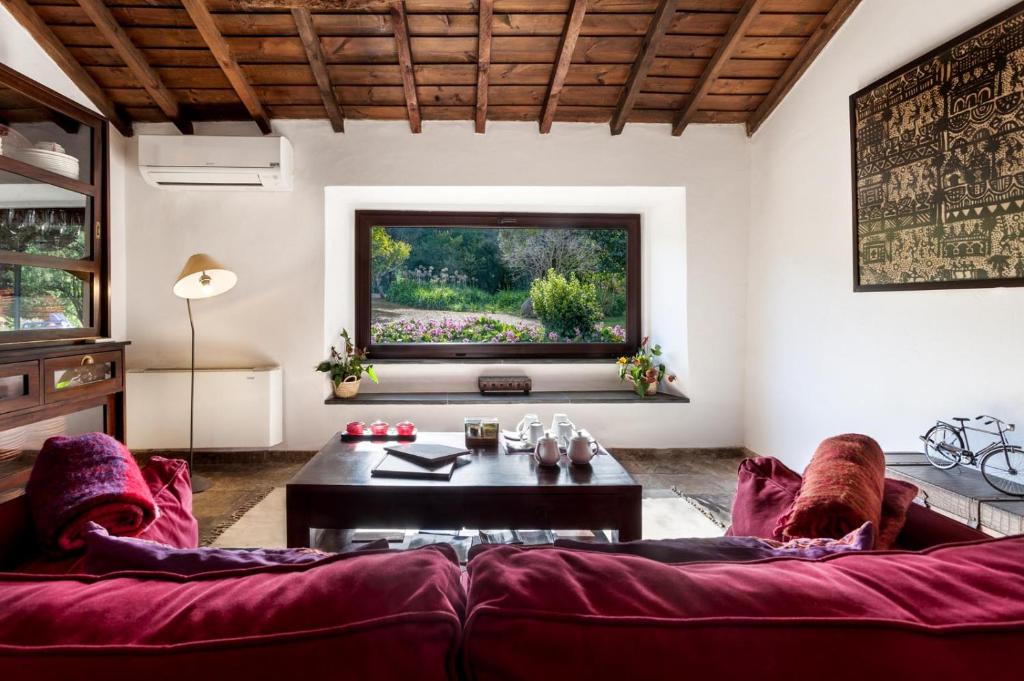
617;337;675;397
317;329;378;399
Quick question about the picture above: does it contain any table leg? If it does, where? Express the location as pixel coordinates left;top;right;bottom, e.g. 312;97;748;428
286;490;311;548
617;495;643;542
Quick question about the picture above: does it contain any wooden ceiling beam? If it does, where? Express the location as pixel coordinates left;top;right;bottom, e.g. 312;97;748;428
181;0;271;134
74;0;190;134
292;7;345;132
0;0;132;136
610;0;678;136
539;0;586;134
475;0;493;134
391;0;421;133
672;0;767;137
746;0;862;136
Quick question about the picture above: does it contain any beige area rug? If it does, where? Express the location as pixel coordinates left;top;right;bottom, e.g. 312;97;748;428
213;489;723;549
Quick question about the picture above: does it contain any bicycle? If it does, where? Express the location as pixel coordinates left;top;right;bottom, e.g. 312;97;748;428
921;415;1024;496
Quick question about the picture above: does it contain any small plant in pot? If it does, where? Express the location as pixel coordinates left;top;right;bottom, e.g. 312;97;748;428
617;337;675;397
317;329;378;399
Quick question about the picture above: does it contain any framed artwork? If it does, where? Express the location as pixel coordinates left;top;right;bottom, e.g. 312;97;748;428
851;2;1024;291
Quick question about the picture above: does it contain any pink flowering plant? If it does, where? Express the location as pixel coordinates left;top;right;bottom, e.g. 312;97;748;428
372;316;626;344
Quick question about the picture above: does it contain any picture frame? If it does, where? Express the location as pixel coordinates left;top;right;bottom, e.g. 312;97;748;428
851;1;1024;292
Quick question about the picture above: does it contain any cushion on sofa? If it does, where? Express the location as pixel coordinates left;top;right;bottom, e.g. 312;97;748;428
14;456;198;575
553;522;874;563
0;544;464;680
463;538;1024;681
80;522;389;575
727;454;920;548
136;456;198;549
777;434;887;542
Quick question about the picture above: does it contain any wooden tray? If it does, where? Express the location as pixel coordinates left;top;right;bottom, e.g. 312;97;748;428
341;427;417;442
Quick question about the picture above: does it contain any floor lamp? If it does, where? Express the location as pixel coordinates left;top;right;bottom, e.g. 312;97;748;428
173;253;237;493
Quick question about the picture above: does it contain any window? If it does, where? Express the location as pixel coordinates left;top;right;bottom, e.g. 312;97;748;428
355;211;640;359
0;65;107;342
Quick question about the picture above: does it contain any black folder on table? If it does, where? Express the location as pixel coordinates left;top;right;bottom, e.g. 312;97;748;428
371;454;457;481
384;443;469;467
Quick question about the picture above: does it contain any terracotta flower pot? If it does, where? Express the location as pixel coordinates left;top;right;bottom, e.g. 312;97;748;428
333;376;361;399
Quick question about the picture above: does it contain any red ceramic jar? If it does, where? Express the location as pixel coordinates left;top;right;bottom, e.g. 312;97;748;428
370;420;389;436
346;421;366;436
396;421;415;436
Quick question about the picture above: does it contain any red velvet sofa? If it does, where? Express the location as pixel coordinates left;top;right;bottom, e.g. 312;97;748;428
1;468;1021;680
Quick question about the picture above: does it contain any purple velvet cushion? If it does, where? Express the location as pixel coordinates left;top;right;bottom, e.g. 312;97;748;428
552;522;875;563
80;523;389;575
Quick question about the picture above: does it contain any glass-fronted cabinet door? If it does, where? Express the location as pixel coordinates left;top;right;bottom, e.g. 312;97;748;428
0;65;106;343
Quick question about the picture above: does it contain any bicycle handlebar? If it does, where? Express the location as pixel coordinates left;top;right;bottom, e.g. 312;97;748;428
975;415;1015;432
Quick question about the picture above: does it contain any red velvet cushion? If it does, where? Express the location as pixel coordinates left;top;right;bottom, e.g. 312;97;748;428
136;456;198;549
0;545;464;680
725;456;801;538
464;539;1024;681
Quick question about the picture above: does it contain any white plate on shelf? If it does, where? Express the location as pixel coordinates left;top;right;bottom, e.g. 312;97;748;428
9;147;80;180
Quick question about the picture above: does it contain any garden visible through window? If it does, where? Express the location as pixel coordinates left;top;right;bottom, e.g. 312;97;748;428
356;212;640;359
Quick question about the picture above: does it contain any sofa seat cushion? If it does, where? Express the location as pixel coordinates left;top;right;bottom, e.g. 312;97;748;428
464;539;1024;681
0;544;464;680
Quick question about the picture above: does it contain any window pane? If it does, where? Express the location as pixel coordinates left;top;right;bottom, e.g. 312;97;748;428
0;265;90;331
0;83;92;183
0;169;90;259
370;226;629;345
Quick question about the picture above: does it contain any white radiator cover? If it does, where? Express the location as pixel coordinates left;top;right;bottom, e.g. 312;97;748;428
127;367;283;449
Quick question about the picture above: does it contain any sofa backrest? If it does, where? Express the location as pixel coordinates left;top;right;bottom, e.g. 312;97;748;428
464;537;1024;681
0;544;465;680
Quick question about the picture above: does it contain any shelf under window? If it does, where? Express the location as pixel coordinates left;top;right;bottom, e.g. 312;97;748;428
325;390;690;405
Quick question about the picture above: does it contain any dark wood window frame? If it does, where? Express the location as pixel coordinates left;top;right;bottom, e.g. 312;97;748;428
355;210;641;360
0;64;109;345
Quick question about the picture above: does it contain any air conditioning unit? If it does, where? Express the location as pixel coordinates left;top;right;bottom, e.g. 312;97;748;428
138;135;293;190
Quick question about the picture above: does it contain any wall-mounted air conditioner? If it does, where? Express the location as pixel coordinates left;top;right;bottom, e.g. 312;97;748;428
138;135;293;190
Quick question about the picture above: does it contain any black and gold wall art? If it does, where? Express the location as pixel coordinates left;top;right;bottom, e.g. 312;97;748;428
852;3;1024;291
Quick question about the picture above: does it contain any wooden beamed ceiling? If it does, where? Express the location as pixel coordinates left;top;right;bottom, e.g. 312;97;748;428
2;0;861;136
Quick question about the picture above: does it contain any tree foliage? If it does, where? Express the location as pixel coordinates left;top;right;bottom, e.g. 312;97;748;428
371;227;411;294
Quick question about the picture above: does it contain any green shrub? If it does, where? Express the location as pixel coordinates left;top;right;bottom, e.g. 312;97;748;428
529;269;602;338
385;279;528;314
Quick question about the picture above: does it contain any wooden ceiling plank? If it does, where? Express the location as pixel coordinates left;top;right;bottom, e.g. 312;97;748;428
539;0;586;134
74;0;190;134
391;0;422;132
180;0;272;134
0;0;132;136
610;0;677;135
672;0;767;136
746;0;861;136
292;7;346;132
475;0;493;133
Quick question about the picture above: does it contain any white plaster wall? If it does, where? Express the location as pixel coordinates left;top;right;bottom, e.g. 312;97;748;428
746;0;1024;470
124;120;750;449
1;6;128;339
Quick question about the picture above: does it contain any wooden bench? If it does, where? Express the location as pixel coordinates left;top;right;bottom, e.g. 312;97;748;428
886;452;1024;536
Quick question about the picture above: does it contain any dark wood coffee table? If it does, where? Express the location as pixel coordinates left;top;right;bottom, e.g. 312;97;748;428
286;431;642;547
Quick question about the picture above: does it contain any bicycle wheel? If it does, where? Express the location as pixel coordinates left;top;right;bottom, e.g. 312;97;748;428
922;424;963;469
981;446;1024;497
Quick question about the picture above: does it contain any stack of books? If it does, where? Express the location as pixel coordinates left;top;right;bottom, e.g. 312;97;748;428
371;443;470;481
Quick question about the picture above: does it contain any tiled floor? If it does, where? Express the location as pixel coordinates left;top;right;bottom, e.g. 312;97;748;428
191;449;744;544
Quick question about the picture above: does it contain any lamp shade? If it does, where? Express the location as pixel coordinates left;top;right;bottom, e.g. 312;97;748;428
173;253;237;299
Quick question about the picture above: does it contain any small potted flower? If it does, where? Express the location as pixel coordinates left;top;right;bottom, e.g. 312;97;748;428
617;337;675;397
316;329;378;399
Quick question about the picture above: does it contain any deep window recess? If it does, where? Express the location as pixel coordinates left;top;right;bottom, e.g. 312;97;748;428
0;65;108;343
355;211;641;360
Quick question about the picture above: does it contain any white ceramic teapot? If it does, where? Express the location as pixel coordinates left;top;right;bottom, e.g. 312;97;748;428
534;431;561;467
568;431;596;465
